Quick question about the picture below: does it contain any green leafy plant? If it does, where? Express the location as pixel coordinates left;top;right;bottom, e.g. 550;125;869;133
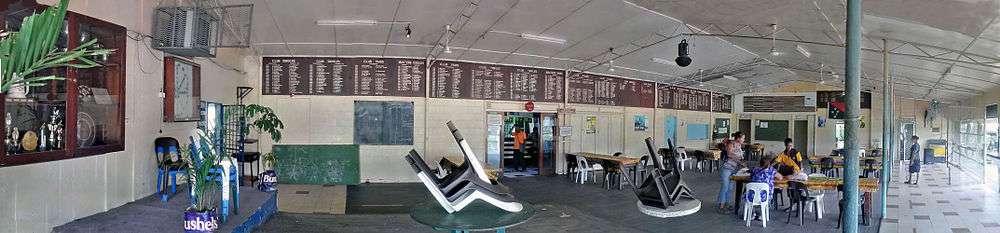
0;0;114;93
261;151;277;168
181;133;221;211
245;104;283;169
244;104;284;142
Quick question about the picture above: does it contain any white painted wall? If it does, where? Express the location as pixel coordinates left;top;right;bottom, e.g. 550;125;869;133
0;1;250;232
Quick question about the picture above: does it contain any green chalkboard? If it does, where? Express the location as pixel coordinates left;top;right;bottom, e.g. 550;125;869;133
273;144;361;185
755;120;789;141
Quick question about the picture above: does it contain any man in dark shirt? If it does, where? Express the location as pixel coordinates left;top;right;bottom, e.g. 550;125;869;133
905;135;921;185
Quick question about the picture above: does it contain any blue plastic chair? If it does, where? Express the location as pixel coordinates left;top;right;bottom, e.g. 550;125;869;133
155;137;186;202
189;132;240;223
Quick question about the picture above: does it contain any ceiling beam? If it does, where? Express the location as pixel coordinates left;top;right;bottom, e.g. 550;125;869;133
455;0;520;62
426;0;482;65
496;0;593;63
679;23;1000;70
379;0;404;57
922;15;998;99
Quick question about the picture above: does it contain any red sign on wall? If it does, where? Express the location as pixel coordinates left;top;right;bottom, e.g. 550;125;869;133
525;101;535;112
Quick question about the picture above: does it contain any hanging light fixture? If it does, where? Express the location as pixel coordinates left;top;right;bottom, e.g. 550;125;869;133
443;25;452;53
675;39;692;67
769;24;781;56
607;48;615;72
819;63;826;84
404;24;412;38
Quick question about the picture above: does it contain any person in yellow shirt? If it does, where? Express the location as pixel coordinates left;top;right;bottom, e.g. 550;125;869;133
774;138;803;176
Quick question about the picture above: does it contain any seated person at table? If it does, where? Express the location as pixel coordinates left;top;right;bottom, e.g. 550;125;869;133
774;138;803;176
751;157;783;193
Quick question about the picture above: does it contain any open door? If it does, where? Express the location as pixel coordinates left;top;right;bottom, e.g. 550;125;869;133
539;113;557;176
486;112;504;169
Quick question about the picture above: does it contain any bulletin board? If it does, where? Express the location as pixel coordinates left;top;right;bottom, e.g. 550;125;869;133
755;120;789;141
687;124;710;140
354;101;414;145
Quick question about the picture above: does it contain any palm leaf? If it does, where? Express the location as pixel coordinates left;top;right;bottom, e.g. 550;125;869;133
0;0;115;93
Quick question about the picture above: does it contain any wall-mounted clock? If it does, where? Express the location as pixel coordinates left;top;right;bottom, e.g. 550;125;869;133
164;57;201;122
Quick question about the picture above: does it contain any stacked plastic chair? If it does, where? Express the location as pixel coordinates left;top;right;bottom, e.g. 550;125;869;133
405;121;524;213
623;137;699;217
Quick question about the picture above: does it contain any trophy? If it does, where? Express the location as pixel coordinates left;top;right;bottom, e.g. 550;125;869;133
39;124;47;151
47;109;61;149
10;127;18;154
5;112;11;153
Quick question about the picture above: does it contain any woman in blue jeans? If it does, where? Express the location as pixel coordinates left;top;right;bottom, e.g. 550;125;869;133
718;132;746;212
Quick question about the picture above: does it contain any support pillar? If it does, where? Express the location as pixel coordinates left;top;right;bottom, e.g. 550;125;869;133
880;39;891;218
842;0;863;231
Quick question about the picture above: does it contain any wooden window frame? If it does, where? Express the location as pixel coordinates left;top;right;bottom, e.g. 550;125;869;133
0;6;127;166
163;56;201;122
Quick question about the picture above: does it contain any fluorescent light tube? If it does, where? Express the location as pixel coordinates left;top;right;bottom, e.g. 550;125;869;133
796;44;811;58
723;75;738;81
316;20;377;26
650;57;676;66
519;33;566;44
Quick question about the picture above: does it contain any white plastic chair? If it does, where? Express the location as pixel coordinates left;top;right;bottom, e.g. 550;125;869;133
575;156;603;184
675;148;691;171
804;174;827;219
743;182;772;228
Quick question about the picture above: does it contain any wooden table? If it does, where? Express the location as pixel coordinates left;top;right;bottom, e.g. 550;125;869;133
730;175;879;225
808;156;885;171
693;149;722;173
444;156;500;181
570;152;640;165
569;152;640;189
808;156;884;164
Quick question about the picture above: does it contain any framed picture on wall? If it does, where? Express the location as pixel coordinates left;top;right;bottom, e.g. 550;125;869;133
163;57;201;122
633;115;648;131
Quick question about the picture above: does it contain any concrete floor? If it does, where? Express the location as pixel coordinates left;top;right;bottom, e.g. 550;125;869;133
257;168;883;233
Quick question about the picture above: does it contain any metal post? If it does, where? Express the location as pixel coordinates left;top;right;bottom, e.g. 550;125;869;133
880;39;891;218
888;63;896;182
843;0;863;231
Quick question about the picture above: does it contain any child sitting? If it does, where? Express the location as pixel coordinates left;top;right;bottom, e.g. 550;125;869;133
750;156;783;198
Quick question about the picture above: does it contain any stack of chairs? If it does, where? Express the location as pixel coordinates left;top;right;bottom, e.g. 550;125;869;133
404;121;524;213
624;137;696;212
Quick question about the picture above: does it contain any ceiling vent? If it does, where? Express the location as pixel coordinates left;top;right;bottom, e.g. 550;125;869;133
152;3;254;57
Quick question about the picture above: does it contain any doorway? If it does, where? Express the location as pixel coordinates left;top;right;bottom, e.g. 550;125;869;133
901;122;916;160
794;120;808;155
494;112;557;177
739;119;752;138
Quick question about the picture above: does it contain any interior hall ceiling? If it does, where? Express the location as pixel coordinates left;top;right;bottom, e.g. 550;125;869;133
626;0;1000;103
248;0;1000;102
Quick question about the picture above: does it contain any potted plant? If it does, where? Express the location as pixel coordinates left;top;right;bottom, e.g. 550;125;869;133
181;134;221;233
0;0;113;96
245;104;283;192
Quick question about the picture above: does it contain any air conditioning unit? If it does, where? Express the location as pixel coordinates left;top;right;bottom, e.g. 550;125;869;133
153;6;219;57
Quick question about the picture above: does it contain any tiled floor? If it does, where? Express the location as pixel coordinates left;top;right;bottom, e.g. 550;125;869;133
880;163;1000;233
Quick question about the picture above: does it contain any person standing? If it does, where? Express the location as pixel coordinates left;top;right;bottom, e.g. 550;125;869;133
905;135;922;185
718;132;746;213
513;127;528;172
